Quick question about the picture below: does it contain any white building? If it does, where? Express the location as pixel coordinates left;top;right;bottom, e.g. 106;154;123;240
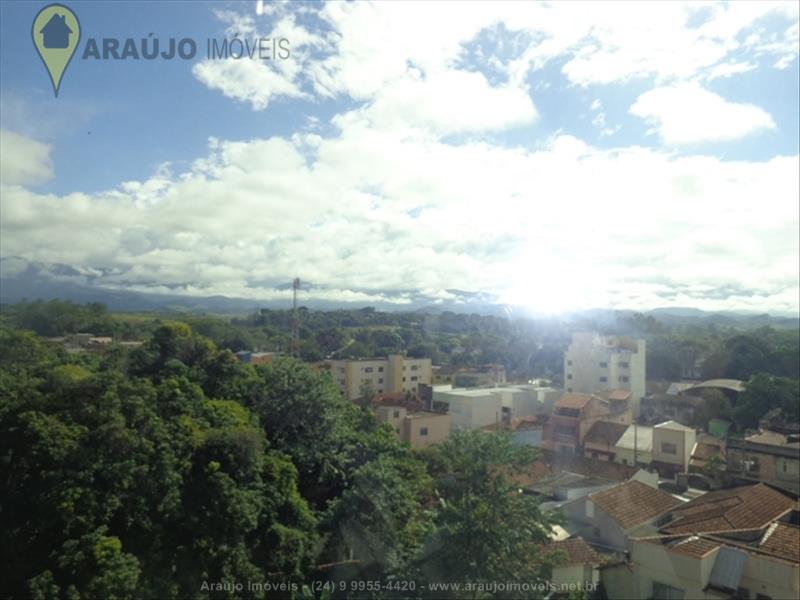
326;354;431;401
564;333;646;416
433;384;556;431
614;423;655;467
652;420;697;478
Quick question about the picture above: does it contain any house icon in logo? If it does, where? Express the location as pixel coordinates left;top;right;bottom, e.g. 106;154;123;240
40;12;73;49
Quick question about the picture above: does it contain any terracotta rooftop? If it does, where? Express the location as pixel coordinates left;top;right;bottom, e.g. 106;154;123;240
690;435;726;466
544;537;605;566
660;483;796;535
668;535;721;558
584;421;629;447
555;393;595;410
759;523;800;562
590;480;683;529
746;429;800;448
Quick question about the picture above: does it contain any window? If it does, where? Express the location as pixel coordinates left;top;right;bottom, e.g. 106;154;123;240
599;376;607;383
618;361;629;368
364;367;373;373
599;362;608;368
410;365;419;371
567;360;573;366
567;387;572;393
402;377;406;382
619;375;629;383
567;374;573;380
661;442;678;455
378;378;383;383
411;376;418;381
592;452;598;459
746;457;760;473
378;366;383;372
393;410;400;418
420;427;428;436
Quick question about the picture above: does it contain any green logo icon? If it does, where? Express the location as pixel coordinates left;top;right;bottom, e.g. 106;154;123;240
32;3;81;97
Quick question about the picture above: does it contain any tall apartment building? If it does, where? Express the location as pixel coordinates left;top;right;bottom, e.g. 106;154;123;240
325;354;432;401
564;333;646;415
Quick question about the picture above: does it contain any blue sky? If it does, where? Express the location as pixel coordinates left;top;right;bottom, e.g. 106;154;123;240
1;1;799;314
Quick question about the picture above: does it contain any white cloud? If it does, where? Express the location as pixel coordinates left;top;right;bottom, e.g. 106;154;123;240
629;83;776;145
706;61;758;80
192;58;306;110
2;128;797;313
0;130;53;185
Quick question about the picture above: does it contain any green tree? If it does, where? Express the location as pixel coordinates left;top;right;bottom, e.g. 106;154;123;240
410;431;560;598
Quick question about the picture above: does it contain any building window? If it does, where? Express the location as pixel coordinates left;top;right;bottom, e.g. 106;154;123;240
567;360;573;366
378;366;383;372
378;378;383;383
411;376;418;382
567;374;573;380
393;410;400;418
746;457;760;473
599;362;608;368
619;361;629;368
420;427;428;436
364;367;373;373
567;387;572;393
410;365;419;371
403;377;406;382
378;389;383;393
661;442;678;455
619;375;629;383
599;376;608;383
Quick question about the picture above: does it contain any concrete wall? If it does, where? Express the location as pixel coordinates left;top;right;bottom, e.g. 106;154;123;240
403;412;450;448
653;427;695;470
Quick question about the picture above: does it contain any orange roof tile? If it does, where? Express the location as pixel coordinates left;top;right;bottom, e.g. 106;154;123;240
660;483;795;535
544;537;605;566
590;480;683;529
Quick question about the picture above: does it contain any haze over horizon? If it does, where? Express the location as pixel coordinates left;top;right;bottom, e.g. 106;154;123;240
2;1;799;316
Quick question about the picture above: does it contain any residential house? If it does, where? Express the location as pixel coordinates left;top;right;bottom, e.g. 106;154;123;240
374;405;450;449
583;421;629;462
626;483;799;600
547;393;620;455
325;354;432;401
652;420;697;479
564;333;646;416
483;414;547;447
689;434;726;477
561;480;683;552
726;429;800;494
543;537;605;596
613;423;654;467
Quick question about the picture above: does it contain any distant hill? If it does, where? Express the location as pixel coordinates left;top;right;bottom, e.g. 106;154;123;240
1;260;797;328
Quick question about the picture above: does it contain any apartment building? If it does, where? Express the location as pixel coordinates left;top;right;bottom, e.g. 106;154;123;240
325;354;432;401
433;384;552;431
726;428;800;494
374;405;450;449
564;333;646;416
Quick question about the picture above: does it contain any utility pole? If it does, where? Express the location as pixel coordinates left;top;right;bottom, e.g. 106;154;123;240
290;277;300;357
633;417;638;467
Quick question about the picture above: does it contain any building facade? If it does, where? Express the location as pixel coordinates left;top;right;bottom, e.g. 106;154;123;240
374;405;450;448
326;354;432;401
564;333;646;416
726;429;800;494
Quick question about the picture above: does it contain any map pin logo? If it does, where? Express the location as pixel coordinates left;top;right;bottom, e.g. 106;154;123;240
32;4;81;97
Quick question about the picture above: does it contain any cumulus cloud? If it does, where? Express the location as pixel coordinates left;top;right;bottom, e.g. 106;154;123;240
0;130;53;185
2;127;797;313
629;83;776;145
